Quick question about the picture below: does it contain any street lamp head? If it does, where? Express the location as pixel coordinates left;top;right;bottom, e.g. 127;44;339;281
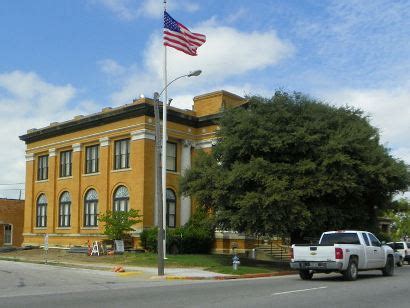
188;70;202;77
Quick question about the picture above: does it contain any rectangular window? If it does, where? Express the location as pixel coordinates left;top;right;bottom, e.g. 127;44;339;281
362;233;370;246
85;145;99;174
37;155;48;181
59;203;71;227
167;202;176;228
166;142;177;172
84;202;98;227
60;150;72;177
114;139;130;170
36;204;47;227
320;233;360;245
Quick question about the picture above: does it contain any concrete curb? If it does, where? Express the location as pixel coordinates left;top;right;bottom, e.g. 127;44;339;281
164;271;296;280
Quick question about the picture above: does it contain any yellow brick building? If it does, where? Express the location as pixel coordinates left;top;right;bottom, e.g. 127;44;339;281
20;90;246;248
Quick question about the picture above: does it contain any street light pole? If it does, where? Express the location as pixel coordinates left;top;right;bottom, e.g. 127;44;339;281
160;70;202;259
153;92;164;276
153;70;201;275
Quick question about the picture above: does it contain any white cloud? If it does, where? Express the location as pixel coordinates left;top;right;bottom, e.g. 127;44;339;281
0;71;98;198
91;0;199;20
91;0;138;21
98;59;126;75
140;0;199;17
319;86;410;164
108;24;293;105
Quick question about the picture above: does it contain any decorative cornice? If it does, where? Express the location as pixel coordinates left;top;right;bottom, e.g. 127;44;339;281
99;137;109;147
131;129;156;141
48;148;56;157
72;143;81;152
25;153;35;162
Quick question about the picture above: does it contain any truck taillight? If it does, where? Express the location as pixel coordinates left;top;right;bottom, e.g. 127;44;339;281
290;248;294;259
335;247;343;259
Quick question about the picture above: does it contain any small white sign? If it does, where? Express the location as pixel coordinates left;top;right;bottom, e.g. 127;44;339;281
114;240;125;253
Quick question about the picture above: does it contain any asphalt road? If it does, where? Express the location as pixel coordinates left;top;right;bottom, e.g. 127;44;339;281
1;260;409;308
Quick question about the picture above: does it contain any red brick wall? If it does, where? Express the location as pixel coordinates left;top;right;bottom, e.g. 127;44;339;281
0;199;24;247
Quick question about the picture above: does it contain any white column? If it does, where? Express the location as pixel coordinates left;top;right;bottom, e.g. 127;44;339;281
180;140;192;225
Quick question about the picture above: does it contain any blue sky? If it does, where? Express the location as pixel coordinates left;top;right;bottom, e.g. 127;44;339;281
0;0;409;198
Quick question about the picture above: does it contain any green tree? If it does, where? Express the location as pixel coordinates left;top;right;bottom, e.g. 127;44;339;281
387;198;410;240
180;91;410;242
99;209;142;240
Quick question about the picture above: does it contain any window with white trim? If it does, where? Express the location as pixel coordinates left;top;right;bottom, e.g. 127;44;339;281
114;139;130;170
59;191;71;227
166;142;177;171
113;185;129;212
36;194;47;227
166;189;176;228
60;150;72;177
85;145;99;174
37;155;48;180
84;189;98;227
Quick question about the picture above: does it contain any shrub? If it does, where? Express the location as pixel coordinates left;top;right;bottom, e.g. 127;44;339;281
140;227;158;252
140;210;215;254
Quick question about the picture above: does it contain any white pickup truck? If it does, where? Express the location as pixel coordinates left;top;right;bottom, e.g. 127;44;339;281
290;230;395;281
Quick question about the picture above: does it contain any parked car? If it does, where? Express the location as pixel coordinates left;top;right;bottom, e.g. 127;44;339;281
290;230;395;281
387;241;410;265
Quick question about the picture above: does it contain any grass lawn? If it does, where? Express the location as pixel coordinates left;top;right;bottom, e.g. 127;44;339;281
0;248;290;275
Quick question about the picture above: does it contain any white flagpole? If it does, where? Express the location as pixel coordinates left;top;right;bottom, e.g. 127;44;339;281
162;0;168;259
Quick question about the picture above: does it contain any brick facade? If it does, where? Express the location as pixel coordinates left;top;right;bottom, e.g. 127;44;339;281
20;91;246;248
0;199;24;247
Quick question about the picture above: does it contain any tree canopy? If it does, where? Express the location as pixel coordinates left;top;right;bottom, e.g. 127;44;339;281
180;91;410;241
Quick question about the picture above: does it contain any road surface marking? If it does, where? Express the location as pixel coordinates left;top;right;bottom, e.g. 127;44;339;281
271;286;327;296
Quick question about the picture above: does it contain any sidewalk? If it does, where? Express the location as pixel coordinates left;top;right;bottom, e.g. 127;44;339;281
0;248;295;281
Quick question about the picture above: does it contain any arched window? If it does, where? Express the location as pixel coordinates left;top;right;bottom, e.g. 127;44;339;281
166;189;176;228
36;194;47;227
59;191;71;227
84;189;98;227
113;185;129;212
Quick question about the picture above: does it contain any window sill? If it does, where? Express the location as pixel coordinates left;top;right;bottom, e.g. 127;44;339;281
82;172;100;177
111;168;131;173
81;227;99;230
58;176;73;180
34;227;47;230
35;180;48;183
56;227;71;230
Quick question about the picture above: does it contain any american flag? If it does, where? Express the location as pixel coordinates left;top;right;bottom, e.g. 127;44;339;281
163;11;206;56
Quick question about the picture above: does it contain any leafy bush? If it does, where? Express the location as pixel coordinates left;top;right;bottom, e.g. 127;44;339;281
99;209;142;240
140;227;158;252
140;210;215;254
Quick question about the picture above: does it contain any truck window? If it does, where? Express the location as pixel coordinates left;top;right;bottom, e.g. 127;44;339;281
320;233;361;245
394;243;404;249
362;233;370;246
368;233;381;247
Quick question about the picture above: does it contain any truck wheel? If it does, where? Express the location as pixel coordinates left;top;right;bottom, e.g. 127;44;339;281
342;259;358;281
382;255;394;276
299;270;313;280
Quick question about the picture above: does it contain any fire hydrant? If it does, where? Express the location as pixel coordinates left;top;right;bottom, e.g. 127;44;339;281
232;255;240;271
